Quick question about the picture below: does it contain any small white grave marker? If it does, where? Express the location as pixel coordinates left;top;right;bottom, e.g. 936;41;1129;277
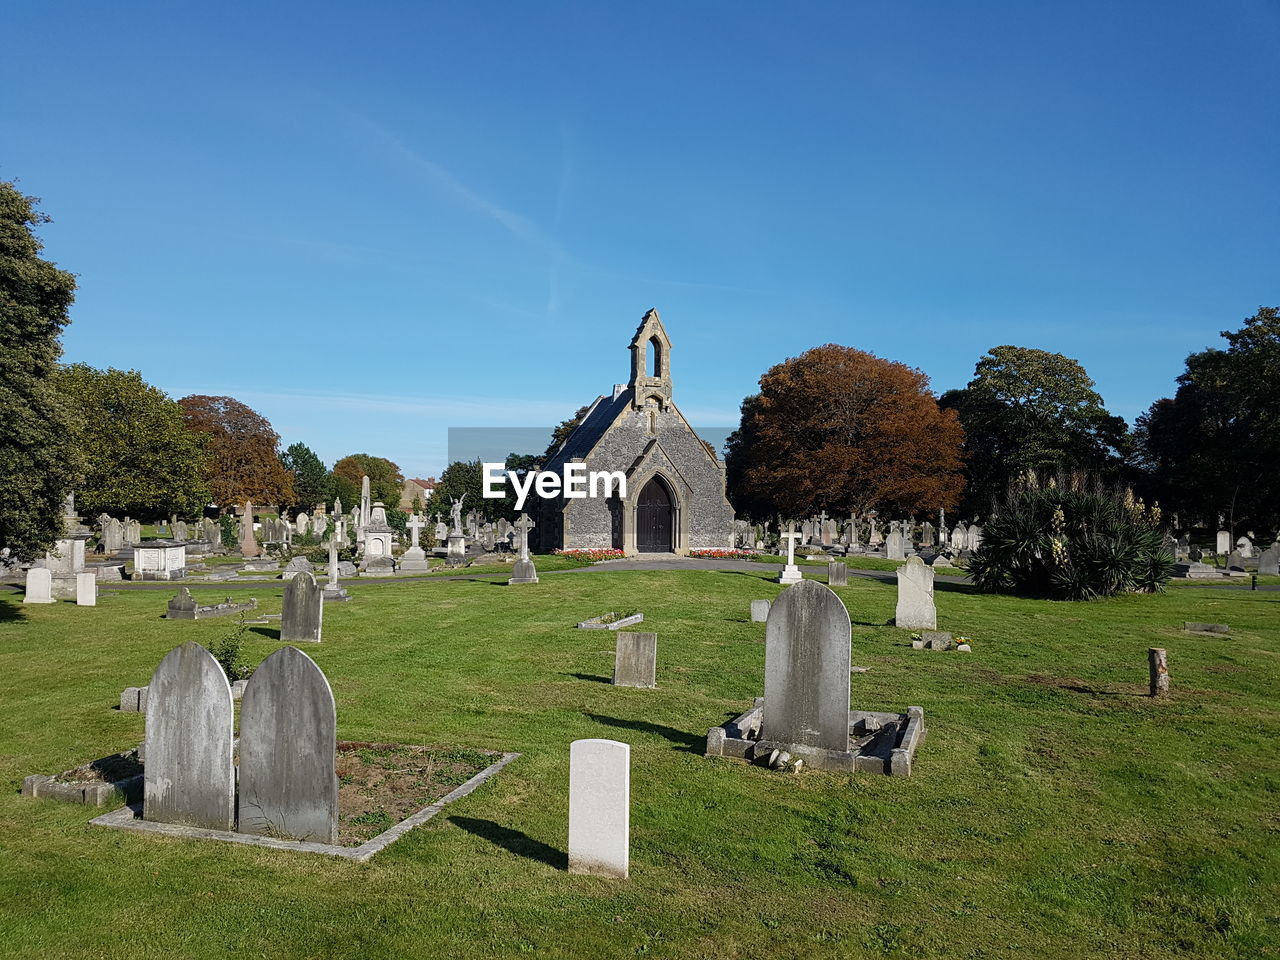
568;739;630;879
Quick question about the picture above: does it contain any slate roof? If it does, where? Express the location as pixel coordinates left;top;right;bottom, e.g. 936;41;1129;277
544;388;633;469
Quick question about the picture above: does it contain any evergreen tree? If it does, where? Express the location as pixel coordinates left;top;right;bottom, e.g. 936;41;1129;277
281;442;331;511
0;182;81;558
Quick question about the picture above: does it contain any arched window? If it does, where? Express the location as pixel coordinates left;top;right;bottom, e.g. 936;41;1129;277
647;336;662;378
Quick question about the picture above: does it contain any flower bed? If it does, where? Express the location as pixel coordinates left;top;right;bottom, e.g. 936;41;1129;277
553;548;625;562
689;549;754;559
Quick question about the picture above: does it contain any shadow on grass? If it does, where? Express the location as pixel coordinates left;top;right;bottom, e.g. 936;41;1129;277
567;672;611;684
0;592;28;623
584;712;704;752
448;816;566;870
250;626;281;641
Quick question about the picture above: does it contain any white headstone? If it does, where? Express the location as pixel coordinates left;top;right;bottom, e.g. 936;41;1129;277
23;567;54;603
75;571;97;606
568;739;630;879
144;642;235;830
239;646;339;843
895;556;937;630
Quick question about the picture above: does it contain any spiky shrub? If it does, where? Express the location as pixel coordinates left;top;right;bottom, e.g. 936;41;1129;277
967;473;1174;600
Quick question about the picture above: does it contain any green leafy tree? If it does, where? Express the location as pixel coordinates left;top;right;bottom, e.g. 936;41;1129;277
543;405;591;458
1135;307;1280;535
57;364;208;519
940;346;1130;515
0;182;81;558
280;442;331;511
331;453;402;508
429;457;533;522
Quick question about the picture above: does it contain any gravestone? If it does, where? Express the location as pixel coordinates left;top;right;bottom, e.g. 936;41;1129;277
613;632;657;688
1227;550;1245;572
895;556;937;630
1259;544;1280;576
777;523;802;584
1216;530;1231;554
239;646;338;842
75;571;97;606
281;571;324;643
281;556;313;580
885;523;906;561
165;587;199;619
509;513;538;584
239;502;260;558
144;642;235;830
399;513;430;572
750;599;771;622
1236;536;1253;559
568;739;630;879
23;567;54;604
827;561;848;586
763;580;850;753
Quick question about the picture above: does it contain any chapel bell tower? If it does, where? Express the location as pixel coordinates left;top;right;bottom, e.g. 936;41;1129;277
628;308;673;411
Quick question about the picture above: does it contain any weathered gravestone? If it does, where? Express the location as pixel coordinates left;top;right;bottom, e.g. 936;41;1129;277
885;523;906;561
763;580;850;754
568;739;630;879
1259;544;1280;576
281;556;313;580
23;567;54;604
750;599;771;623
895;556;937;630
508;513;538;584
827;561;848;586
238;646;338;842
1227;550;1246;572
239;502;260;558
613;632;657;689
144;642;235;830
281;570;324;643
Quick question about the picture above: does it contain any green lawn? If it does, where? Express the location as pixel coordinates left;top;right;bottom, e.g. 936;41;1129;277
1;570;1276;959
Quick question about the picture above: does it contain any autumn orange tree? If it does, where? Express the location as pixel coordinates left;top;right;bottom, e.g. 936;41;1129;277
178;395;294;508
725;344;965;518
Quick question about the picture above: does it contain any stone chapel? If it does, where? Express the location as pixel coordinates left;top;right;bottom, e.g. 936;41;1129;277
535;309;735;555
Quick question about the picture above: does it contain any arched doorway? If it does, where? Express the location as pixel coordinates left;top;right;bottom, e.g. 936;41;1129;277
636;477;674;553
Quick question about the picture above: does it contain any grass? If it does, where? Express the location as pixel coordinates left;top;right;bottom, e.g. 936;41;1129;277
752;551;968;576
0;569;1277;959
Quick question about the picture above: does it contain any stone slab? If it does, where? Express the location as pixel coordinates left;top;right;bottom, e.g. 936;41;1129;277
750;599;770;623
568;739;629;879
613;632;657;689
763;580;850;753
280;570;324;643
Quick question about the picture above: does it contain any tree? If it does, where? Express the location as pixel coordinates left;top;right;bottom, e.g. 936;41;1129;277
725;344;965;518
57;364;208;519
0;182;81;559
331;454;403;508
940;346;1129;515
1135;307;1280;535
544;405;591;459
178;395;294;508
280;442;331;511
428;456;532;522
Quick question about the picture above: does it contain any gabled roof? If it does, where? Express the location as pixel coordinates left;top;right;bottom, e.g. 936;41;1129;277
543;388;632;469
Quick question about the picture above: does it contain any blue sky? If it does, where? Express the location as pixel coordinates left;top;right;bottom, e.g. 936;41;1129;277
5;1;1277;478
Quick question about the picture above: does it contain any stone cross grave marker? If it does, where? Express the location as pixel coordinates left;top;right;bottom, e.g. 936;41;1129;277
144;641;235;830
509;513;538;584
568;739;630;879
895;556;937;629
777;523;803;584
281;570;324;643
613;632;657;688
239;646;339;843
763;579;850;753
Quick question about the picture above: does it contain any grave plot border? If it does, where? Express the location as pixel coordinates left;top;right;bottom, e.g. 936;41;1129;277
90;751;520;861
705;698;926;777
576;613;645;630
